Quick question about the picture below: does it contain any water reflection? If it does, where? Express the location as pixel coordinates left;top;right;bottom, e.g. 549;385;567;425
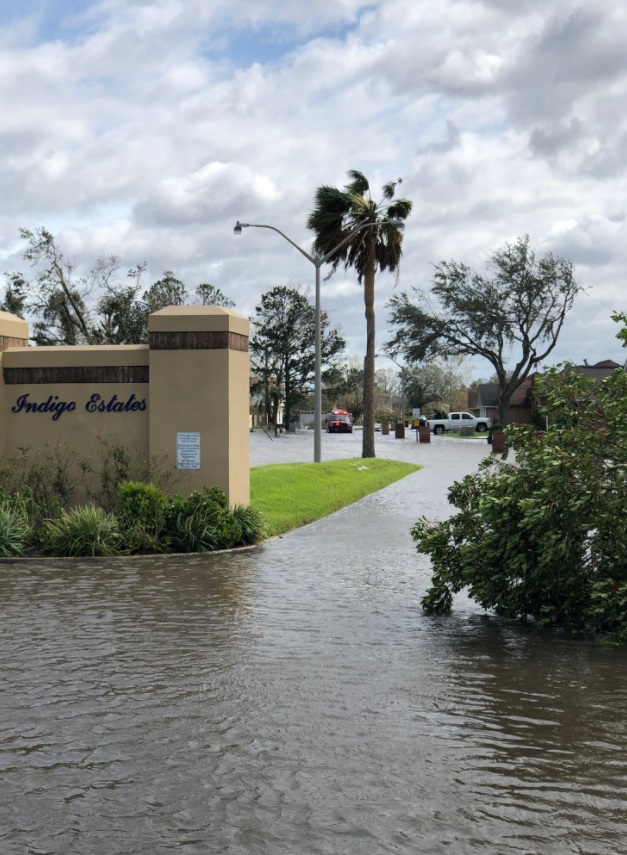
407;613;627;853
1;435;627;854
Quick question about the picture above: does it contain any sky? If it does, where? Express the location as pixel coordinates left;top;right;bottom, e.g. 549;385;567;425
1;0;627;376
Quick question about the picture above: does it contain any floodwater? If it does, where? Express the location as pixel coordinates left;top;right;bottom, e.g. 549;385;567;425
1;430;626;855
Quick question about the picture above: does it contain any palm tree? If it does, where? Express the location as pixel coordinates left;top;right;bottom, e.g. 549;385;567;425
307;170;412;457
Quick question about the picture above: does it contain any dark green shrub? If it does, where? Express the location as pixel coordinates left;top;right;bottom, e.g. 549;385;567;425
231;505;266;545
117;481;167;532
162;490;223;553
42;505;123;557
196;486;228;510
166;505;220;553
160;487;257;552
415;360;627;640
122;522;168;555
213;509;243;550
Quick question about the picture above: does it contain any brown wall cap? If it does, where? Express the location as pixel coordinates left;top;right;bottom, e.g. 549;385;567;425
148;305;249;337
3;345;149;368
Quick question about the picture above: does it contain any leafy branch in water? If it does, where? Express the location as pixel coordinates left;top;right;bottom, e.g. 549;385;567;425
415;316;627;641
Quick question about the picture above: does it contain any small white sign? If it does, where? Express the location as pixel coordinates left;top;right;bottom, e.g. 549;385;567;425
412;408;421;418
176;432;201;470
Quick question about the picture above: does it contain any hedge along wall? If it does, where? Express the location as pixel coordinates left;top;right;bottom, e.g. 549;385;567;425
0;306;250;506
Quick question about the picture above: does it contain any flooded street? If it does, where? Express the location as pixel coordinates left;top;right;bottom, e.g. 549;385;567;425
1;431;626;854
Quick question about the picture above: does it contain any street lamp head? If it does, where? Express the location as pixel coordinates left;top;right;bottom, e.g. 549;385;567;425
387;218;405;231
234;221;249;235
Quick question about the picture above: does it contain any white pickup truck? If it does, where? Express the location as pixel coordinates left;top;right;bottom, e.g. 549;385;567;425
428;412;491;435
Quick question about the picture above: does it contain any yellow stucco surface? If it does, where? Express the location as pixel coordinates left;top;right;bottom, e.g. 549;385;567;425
0;308;250;506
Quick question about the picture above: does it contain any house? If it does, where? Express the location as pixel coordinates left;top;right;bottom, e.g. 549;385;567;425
507;374;542;424
530;360;624;423
468;361;624;427
480;359;623;424
468;383;499;422
574;359;622;380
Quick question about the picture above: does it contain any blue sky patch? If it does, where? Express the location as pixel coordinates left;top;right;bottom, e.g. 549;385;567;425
0;0;100;43
206;14;368;70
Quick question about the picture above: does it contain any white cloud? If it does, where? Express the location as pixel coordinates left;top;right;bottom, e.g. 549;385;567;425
1;0;627;373
134;162;281;226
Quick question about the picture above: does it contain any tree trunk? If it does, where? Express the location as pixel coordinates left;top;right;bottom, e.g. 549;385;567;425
497;393;511;426
362;250;376;458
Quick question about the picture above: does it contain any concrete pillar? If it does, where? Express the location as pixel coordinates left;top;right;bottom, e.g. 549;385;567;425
0;311;30;456
0;311;29;353
148;306;250;506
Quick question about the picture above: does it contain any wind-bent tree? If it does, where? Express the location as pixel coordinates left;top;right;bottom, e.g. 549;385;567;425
17;227;95;344
195;283;235;308
7;228;236;345
387;236;582;425
307;170;412;457
250;285;345;429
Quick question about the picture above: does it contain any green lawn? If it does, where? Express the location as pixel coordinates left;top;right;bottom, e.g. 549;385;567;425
250;458;421;537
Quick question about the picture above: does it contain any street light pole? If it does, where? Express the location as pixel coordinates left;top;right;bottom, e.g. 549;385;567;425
234;219;404;463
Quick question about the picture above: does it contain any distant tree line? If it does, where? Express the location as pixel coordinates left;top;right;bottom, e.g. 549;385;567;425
2;228;235;345
249;285;346;429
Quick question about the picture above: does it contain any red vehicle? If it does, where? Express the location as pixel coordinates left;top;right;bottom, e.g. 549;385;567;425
327;409;353;433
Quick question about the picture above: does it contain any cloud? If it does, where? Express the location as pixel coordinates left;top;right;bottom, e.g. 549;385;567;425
133;162;281;226
1;0;627;373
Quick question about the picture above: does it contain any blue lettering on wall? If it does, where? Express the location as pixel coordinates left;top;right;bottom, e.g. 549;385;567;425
12;393;76;421
86;393;146;413
11;392;147;420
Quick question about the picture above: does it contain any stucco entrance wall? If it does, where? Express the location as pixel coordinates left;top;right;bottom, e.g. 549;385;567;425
148;306;250;505
0;306;250;506
2;344;150;463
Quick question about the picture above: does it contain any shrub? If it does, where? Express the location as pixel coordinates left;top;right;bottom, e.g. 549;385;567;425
375;407;397;425
42;504;124;557
160;488;260;552
162;490;223;553
0;438;182;520
197;486;228;510
213;510;243;550
0;504;31;557
79;435;182;512
415;360;627;640
166;504;220;553
117;481;167;532
121;522;168;555
231;504;266;545
0;443;75;520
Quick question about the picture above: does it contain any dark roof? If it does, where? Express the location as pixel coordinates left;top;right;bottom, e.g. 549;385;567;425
575;363;623;381
509;376;533;407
